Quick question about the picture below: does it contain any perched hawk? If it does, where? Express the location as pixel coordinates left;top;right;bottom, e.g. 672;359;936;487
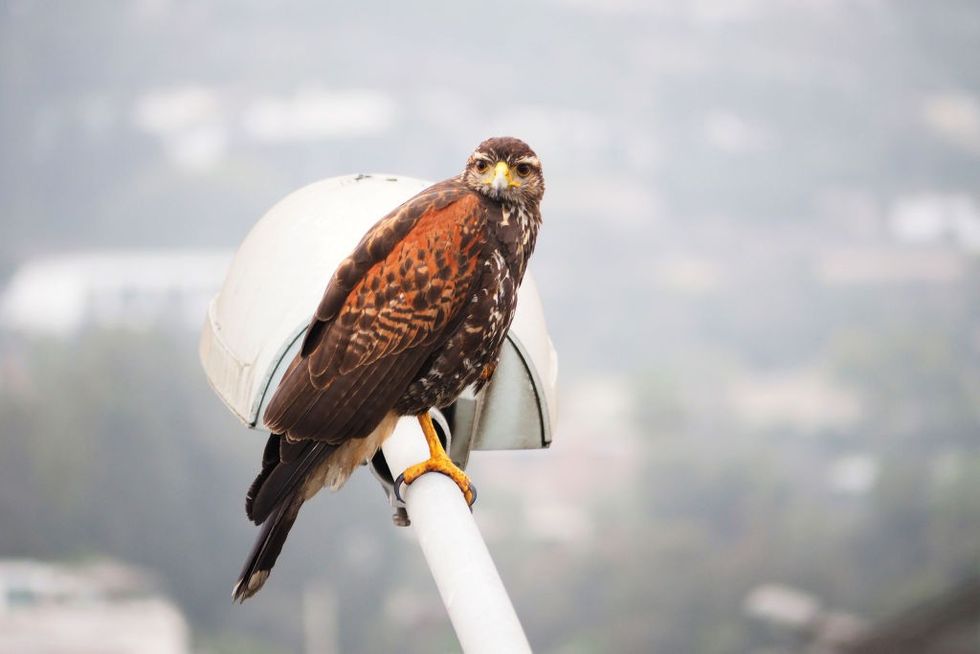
234;137;545;601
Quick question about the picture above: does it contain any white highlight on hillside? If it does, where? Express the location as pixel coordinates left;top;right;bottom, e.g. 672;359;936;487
131;85;398;171
1;250;232;336
242;88;396;143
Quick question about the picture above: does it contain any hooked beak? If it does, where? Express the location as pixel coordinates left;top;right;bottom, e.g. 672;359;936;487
489;161;516;192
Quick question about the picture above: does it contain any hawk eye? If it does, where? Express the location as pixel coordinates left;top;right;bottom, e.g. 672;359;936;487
515;163;532;177
474;160;489;173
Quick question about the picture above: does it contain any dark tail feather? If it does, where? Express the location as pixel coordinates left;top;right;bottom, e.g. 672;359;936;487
245;435;283;523
246;436;331;525
233;493;303;602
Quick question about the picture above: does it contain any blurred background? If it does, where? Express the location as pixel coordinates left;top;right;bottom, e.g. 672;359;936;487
1;1;978;652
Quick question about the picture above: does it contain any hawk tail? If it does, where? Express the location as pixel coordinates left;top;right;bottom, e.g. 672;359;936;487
233;491;302;602
235;435;330;602
233;414;400;601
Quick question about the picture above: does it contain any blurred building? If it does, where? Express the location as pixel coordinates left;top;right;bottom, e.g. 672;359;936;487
0;250;232;336
0;559;190;654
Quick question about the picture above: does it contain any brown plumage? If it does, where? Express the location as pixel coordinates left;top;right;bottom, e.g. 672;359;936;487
234;137;545;601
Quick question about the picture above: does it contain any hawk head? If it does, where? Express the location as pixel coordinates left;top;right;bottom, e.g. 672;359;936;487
462;137;544;205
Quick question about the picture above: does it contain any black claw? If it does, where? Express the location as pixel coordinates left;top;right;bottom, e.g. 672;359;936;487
393;472;406;503
470;481;476;513
467;481;478;508
393;471;477;508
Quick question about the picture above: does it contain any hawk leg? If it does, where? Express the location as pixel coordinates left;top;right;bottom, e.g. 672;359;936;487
393;412;477;507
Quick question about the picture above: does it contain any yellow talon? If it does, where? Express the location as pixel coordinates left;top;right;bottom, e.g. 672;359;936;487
394;412;476;506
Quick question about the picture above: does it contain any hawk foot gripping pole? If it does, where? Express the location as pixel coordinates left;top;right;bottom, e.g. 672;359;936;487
393;412;477;506
382;416;531;654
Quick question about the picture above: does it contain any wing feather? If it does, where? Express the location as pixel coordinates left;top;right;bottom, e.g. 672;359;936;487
299;179;469;357
263;182;487;443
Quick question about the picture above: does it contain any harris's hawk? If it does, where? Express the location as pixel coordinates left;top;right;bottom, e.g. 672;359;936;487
234;137;545;601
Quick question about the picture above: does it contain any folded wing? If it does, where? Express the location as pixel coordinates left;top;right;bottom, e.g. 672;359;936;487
262;183;486;444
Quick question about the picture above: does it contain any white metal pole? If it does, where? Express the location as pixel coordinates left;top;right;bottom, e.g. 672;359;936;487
382;417;533;654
